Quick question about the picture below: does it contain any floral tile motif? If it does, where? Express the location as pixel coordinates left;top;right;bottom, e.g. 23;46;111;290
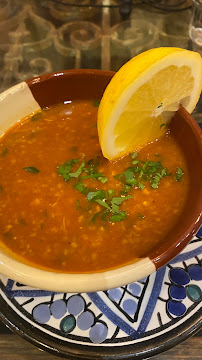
0;233;201;357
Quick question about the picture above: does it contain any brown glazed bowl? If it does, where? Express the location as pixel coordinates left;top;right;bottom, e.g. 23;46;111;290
0;69;201;292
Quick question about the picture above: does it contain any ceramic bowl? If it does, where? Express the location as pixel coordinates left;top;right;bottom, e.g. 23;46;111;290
0;69;201;292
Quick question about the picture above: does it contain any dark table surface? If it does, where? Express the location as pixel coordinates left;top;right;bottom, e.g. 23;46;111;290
0;320;201;360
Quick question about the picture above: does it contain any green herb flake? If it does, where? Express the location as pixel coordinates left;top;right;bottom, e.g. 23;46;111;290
160;122;168;129
81;159;108;184
69;157;85;178
92;123;97;128
111;195;132;206
111;202;119;214
147;161;163;170
175;167;183;181
139;182;145;190
91;209;105;223
1;148;8;156
58;158;79;181
110;211;127;222
57;152;176;224
151;182;158;189
95;198;111;210
108;189;115;196
31;112;42;121
58;155;109;203
161;168;167;176
101;211;110;221
132;160;139;165
131;151;138;159
87;190;106;202
114;173;124;183
157;103;163;108
120;184;131;194
138;213;145;219
87;190;110;210
138;161;148;178
93;99;100;107
151;173;161;189
74;181;88;194
111;196;131;217
124;169;138;185
23;166;40;173
98;176;108;184
148;164;169;188
86;159;93;166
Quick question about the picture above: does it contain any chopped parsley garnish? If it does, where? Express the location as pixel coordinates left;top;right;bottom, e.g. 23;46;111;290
91;209;105;223
82;158;108;184
110;211;127;222
139;182;145;190
93;99;100;107
111;196;131;212
174;167;183;181
58;156;108;185
74;181;88;194
151;171;165;189
157;103;163;108
57;152;183;223
120;184;131;194
124;169;138;185
132;160;139;165
115;159;171;191
87;191;131;222
23;166;40;173
108;189;115;196
58;159;79;181
95;198;111;210
69;157;85;178
114;173;124;183
87;190;106;202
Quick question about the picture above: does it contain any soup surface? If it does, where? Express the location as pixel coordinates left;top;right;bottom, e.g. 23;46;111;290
0;101;189;272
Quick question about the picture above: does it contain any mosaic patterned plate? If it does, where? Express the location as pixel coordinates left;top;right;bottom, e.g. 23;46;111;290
0;231;201;359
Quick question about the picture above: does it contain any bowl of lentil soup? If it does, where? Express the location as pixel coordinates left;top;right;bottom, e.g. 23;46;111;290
0;69;201;292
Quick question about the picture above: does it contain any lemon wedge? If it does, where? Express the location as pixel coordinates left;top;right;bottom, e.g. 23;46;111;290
98;47;202;160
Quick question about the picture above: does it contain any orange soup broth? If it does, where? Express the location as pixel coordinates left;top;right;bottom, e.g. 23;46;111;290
0;101;189;272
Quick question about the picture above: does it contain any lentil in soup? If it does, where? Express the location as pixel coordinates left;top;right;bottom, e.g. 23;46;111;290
0;100;189;272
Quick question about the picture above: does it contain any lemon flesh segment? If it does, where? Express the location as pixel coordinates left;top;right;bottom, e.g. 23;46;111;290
114;65;194;154
98;48;202;160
